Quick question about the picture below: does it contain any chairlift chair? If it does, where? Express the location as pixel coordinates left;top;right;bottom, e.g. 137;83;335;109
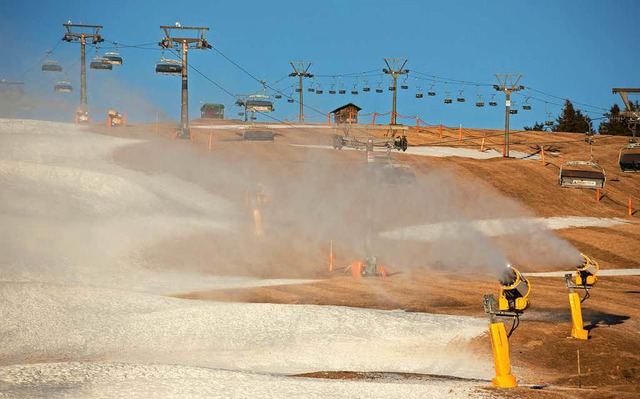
42;60;62;72
416;92;424;99
375;87;383;93
329;89;336;94
287;97;294;103
509;109;518;114
54;81;73;93
522;104;532;110
316;89;323;94
476;101;484;107
401;84;408;90
363;86;370;92
295;88;301;92
444;92;452;104
388;86;396;91
90;58;113;70
559;136;606;188
308;87;315;92
559;161;606;189
339;88;346;94
155;58;182;75
274;94;282;99
618;142;640;172
489;100;498;106
545;120;554;126
103;51;123;66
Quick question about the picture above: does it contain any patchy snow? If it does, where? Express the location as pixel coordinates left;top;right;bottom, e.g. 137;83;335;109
0;119;496;398
0;363;491;399
289;143;540;160
380;216;629;241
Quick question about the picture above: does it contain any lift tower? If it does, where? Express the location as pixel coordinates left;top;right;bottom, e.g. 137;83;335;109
62;23;104;109
158;24;212;138
383;58;409;125
493;74;524;158
289;61;313;123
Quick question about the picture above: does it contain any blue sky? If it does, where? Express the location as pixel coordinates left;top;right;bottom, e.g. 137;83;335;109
3;0;640;129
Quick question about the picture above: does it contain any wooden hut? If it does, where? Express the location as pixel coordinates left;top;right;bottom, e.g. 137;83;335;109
200;103;225;119
331;103;361;124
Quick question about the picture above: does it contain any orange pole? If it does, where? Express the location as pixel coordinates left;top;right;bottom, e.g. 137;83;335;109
480;137;485;152
106;117;110;127
371;112;376;125
596;188;601;202
415;116;419;127
327;112;331;124
459;124;462;141
329;239;333;272
629;196;633;217
439;123;443;139
541;146;546;166
208;130;213;151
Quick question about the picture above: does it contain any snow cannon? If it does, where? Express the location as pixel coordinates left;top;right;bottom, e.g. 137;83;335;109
564;253;600;340
483;265;531;389
498;266;531;313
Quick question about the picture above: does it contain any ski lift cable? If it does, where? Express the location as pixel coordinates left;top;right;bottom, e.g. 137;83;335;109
167;48;328;125
20;39;64;79
207;45;327;116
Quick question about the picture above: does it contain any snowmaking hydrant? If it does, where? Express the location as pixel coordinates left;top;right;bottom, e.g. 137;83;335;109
483;265;531;389
564;253;599;340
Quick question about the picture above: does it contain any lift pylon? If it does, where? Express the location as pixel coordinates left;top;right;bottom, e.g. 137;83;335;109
158;23;212;139
62;23;104;113
383;58;408;125
493;74;524;158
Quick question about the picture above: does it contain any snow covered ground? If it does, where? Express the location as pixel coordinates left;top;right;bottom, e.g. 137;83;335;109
0;119;495;398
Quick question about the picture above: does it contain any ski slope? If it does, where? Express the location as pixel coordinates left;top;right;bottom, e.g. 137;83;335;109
0;119;494;398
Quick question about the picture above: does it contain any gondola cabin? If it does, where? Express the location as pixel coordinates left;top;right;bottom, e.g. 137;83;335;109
200;103;225;119
331;103;361;124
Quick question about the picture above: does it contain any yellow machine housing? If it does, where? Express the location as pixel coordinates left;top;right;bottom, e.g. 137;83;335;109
575;253;599;287
498;267;531;313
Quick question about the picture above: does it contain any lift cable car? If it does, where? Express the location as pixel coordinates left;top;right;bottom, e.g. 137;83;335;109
544;102;554;126
338;77;346;95
362;77;371;92
559;133;606;189
444;91;452;104
618;117;640;172
400;75;409;90
351;76;359;95
456;82;465;102
155;51;182;75
41;51;62;72
612;88;640;172
427;76;436;96
54;79;73;93
103;42;123;66
90;47;112;70
509;100;518;115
